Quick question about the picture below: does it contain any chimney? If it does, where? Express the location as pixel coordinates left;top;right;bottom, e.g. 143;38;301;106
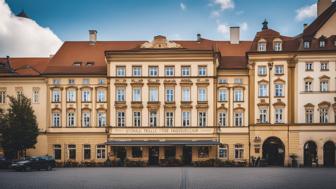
230;27;240;44
317;0;332;16
303;23;308;30
197;33;202;42
89;30;97;44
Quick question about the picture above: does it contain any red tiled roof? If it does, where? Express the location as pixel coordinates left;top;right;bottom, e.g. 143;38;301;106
0;57;49;76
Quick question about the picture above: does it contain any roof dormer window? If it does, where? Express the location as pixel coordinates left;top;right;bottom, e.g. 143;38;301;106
73;61;82;67
258;39;267;52
319;40;326;48
304;41;310;49
273;39;282;51
86;62;95;67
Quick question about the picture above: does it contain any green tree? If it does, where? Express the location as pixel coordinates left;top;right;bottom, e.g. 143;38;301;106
0;94;39;159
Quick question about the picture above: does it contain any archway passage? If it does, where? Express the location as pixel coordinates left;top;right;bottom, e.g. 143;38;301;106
323;141;335;167
304;141;317;167
262;137;285;166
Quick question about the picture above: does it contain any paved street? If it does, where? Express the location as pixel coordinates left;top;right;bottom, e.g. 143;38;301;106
1;167;336;189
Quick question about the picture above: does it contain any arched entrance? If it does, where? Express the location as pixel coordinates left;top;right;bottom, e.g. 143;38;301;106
304;141;317;167
262;137;285;166
323;141;335;167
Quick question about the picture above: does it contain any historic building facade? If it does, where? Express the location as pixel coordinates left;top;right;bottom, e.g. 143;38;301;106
0;0;335;166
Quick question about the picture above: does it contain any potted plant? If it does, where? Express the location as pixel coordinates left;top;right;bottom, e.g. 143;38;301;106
289;154;298;168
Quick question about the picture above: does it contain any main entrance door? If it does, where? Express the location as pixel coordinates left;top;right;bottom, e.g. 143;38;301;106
114;147;127;166
323;141;335;167
262;137;285;166
304;141;317;167
182;146;192;165
148;147;159;165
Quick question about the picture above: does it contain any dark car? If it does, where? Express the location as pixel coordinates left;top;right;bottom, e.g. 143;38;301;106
11;156;56;171
0;157;12;169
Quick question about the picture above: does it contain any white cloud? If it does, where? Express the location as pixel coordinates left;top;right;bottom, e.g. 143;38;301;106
217;23;230;35
213;0;234;10
295;3;317;21
240;22;248;31
211;10;220;18
180;2;187;11
0;0;62;57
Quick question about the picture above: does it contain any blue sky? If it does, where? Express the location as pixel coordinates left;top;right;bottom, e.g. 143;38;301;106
5;0;318;41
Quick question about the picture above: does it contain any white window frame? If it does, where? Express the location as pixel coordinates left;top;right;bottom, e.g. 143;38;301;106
116;66;126;77
97;112;106;127
181;66;190;76
132;88;141;102
149;87;158;102
305;63;313;71
117;111;125;127
218;89;228;102
82;90;91;102
52;89;61;102
275;84;284;97
32;89;39;103
149;66;158;77
133;111;141;127
165;88;174;102
52;112;61;127
259;109;267;123
96;145;106;159
234;112;243;126
259;84;267;97
218;112;227;127
275;108;283;123
234;144;244;159
234;89;243;102
67;89;76;102
116;88;125;102
182;111;191;127
305;81;313;92
320;108;328;123
0;90;6;104
132;66;142;76
320;80;329;92
97;90;106;102
165;111;174;127
258;66;267;75
198;88;207;102
274;65;284;74
67;111;75;127
198;112;207;127
149;111;158;127
305;109;314;124
258;42;266;51
165;66;174;76
82;111;91;127
198;66;207;76
182;87;191;102
218;144;228;159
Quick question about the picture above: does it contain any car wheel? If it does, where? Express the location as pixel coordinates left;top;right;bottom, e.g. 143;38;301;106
25;166;32;172
47;165;52;171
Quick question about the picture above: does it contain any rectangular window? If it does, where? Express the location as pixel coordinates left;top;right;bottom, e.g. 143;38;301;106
274;42;282;51
165;88;174;102
198;88;207;102
83;144;91;160
52;112;61;127
305;109;314;124
116;88;125;101
320;108;328;123
258;84;267;97
218;89;228;102
67;112;75;127
0;90;6;104
133;111;141;127
149;66;158;77
275;84;284;97
165;112;174;127
164;147;176;159
53;79;60;85
198;66;207;76
320;40;326;48
97;90;106;102
305;63;313;71
182;111;191;127
116;66;126;77
96;145;106;159
182;87;191;102
320;81;329;92
275;108;283;123
132;147;143;158
321;62;329;71
198;147;209;158
234;89;243;102
258;66;267;75
82;90;91;102
68;79;75;84
83;79;90;85
234;144;244;159
259;109;267;123
181;66;190;76
198;112;207;127
98;79;105;85
132;88;141;102
149;87;158;102
52;90;61;102
258;42;266;51
32;89;39;103
304;41;310;49
149;111;157;127
97;112;106;127
68;144;76;160
82;111;90;127
165;66;174;76
234;112;243;126
132;66;142;76
117;112;125;127
305;81;313;92
274;65;284;75
53;144;62;160
67;90;76;102
218;112;227;127
218;144;228;159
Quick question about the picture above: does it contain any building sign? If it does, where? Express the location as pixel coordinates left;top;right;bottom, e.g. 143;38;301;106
110;128;215;135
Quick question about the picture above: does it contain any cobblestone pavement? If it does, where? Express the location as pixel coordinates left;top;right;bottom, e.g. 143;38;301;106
1;167;336;189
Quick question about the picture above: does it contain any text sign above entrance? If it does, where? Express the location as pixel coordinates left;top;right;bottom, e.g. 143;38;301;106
110;128;216;135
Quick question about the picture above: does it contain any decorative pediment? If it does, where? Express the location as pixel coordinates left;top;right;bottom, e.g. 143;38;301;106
318;101;331;108
304;76;313;81
274;78;286;83
258;79;269;84
319;75;330;80
140;35;183;49
304;103;315;108
258;99;269;107
273;99;286;107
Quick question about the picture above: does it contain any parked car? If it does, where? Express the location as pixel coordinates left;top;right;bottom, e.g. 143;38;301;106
0;157;12;169
11;156;56;171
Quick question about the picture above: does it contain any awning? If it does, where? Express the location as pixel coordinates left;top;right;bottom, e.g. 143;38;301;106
105;140;220;146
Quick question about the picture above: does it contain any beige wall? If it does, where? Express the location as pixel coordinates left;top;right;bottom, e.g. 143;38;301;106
315;13;336;38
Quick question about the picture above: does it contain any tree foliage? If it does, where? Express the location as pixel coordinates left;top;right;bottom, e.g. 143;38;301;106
0;94;39;159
